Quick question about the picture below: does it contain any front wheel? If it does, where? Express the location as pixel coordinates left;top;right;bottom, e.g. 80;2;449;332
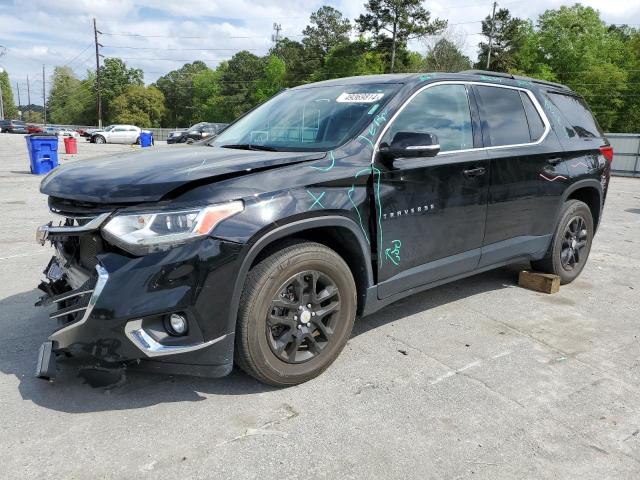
235;242;356;386
94;135;106;144
532;199;594;284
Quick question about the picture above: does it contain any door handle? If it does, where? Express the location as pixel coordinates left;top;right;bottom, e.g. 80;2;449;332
463;167;486;177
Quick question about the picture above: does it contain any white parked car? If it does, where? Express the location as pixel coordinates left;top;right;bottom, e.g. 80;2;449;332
55;127;80;139
90;124;141;144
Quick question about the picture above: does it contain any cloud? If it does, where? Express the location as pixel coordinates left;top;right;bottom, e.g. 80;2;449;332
1;0;639;105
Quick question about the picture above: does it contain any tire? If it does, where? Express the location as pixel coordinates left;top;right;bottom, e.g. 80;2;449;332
94;135;106;144
532;199;594;284
135;137;140;145
235;241;356;386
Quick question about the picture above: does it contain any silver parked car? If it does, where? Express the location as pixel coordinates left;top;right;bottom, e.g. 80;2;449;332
90;125;141;144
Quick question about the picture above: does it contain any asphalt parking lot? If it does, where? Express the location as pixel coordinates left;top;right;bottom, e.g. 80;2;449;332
1;131;640;479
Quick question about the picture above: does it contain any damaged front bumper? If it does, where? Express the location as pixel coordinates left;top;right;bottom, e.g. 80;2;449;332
34;210;241;380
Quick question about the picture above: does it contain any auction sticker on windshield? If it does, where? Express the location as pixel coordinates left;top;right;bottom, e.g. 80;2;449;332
336;92;384;103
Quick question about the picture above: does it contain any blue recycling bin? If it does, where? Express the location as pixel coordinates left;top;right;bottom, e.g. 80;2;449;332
140;131;153;148
26;135;59;175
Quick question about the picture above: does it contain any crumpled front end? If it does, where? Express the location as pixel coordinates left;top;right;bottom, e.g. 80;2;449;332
34;197;241;380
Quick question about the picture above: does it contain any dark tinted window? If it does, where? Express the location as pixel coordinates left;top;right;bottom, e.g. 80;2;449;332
547;93;603;138
386;84;473;152
519;91;545;141
476;86;530;146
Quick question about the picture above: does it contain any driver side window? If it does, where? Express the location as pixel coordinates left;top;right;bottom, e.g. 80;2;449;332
385;84;473;152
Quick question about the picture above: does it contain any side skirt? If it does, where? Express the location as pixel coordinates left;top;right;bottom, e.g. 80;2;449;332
361;255;531;317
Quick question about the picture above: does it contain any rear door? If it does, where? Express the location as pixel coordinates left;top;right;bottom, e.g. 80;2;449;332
474;84;567;267
375;83;490;298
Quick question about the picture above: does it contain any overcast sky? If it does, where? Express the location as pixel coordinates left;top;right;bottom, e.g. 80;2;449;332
0;0;639;105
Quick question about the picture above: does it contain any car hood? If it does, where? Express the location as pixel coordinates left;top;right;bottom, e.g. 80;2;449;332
40;145;326;203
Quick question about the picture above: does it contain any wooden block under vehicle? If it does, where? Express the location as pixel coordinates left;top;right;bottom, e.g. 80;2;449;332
518;270;561;294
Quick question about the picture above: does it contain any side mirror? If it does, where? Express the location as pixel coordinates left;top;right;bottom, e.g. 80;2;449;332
379;132;440;159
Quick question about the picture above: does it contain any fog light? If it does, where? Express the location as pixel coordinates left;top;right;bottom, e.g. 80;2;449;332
167;313;188;336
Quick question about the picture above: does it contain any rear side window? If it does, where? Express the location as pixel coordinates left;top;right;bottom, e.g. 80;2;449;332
546;93;603;138
385;84;473;152
475;86;530;147
519;91;545;141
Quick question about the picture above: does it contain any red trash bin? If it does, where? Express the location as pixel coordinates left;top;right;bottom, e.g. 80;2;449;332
63;137;78;154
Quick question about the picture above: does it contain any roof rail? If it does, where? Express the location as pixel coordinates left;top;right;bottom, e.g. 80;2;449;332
463;69;514;79
462;70;572;92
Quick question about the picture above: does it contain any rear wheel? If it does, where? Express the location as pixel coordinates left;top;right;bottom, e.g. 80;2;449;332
235;242;356;386
532;199;594;284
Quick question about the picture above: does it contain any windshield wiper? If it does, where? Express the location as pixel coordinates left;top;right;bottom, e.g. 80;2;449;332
220;144;279;152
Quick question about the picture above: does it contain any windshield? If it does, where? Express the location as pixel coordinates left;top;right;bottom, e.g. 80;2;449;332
210;83;401;151
104;126;114;132
188;123;205;133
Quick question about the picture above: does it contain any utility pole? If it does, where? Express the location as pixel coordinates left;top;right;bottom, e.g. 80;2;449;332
42;64;46;125
16;82;21;120
486;1;497;70
271;23;282;47
26;75;31;122
94;17;102;128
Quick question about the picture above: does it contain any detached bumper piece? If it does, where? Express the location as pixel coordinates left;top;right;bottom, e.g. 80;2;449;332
36;341;56;380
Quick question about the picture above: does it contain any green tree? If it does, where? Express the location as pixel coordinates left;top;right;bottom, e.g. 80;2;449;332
316;40;386;80
302;6;351;60
192;65;225;122
253;55;286;103
271;38;318;87
524;5;628;131
0;69;18;119
425;38;471;72
155;61;209;127
356;0;446;72
110;85;165;127
612;29;640;132
213;51;264;121
47;66;84;124
476;8;528;71
535;5;626;83
99;58;144;122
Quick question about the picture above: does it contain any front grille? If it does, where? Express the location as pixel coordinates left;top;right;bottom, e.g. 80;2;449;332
49;275;97;326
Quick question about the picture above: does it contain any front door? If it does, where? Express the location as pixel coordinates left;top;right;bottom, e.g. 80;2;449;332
374;83;490;299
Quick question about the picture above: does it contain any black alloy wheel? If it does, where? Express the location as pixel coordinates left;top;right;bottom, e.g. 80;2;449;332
267;270;341;364
235;241;356;386
532;199;594;284
560;216;588;271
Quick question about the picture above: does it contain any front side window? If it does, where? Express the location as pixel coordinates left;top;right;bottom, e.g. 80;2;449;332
475;86;531;147
210;83;401;151
384;84;473;152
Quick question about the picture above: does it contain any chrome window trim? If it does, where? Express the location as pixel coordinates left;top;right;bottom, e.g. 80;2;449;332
124;319;230;357
49;264;109;348
370;80;552;163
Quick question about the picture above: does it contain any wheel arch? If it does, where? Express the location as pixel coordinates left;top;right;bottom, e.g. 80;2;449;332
226;216;374;333
563;179;603;230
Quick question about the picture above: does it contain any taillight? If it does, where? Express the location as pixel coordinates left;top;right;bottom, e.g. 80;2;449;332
600;145;614;163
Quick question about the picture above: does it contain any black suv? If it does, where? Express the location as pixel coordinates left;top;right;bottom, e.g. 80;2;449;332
167;122;227;144
34;71;611;386
0;119;28;134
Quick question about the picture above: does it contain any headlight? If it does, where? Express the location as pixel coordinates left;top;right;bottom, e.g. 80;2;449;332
102;201;243;255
